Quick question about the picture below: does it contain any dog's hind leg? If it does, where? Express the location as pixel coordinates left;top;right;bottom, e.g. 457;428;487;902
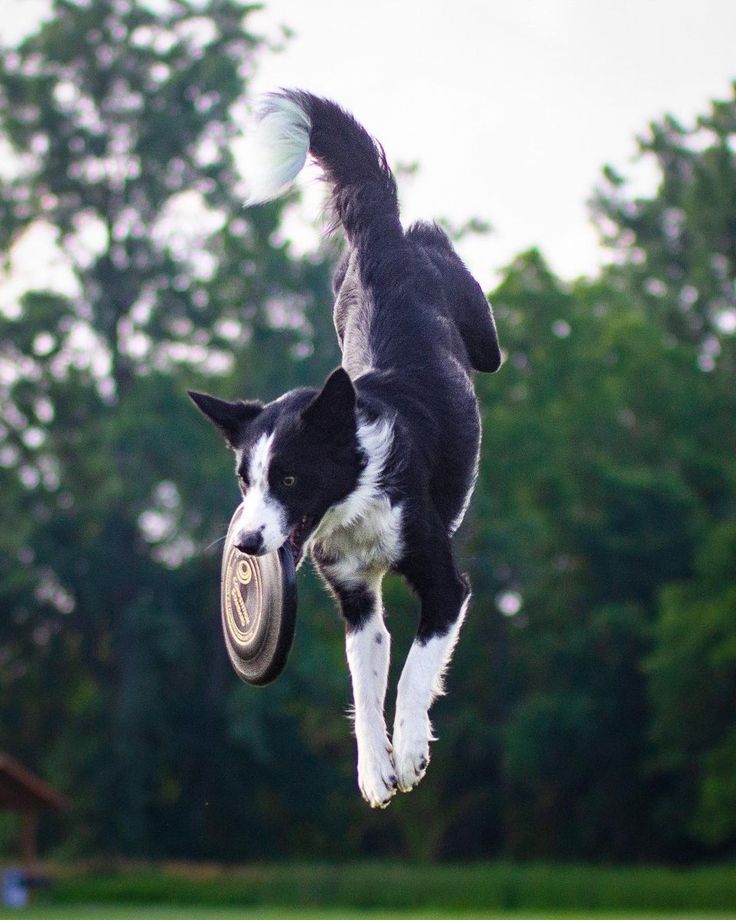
394;536;470;793
324;571;397;808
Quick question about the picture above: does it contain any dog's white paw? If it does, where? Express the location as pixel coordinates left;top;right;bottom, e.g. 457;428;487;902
392;713;431;793
357;740;397;808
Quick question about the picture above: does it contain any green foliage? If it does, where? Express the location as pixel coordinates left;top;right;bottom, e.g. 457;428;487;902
593;83;736;367
647;522;736;847
589;82;736;857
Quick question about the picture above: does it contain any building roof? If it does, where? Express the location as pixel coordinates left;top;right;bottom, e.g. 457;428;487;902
0;752;68;812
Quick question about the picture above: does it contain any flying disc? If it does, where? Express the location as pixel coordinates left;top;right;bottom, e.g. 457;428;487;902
220;508;297;686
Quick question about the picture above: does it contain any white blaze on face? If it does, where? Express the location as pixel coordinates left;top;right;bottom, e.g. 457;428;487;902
236;432;288;553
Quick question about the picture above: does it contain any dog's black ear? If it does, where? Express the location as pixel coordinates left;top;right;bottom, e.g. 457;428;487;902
302;367;356;438
188;390;263;448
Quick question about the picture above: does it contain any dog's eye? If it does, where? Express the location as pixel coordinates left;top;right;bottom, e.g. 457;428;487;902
282;474;297;487
238;474;249;491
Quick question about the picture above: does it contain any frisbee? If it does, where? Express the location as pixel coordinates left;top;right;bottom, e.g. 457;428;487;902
220;508;297;686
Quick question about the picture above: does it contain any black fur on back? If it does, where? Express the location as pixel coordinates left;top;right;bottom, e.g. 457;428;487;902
277;91;502;561
279;90;501;379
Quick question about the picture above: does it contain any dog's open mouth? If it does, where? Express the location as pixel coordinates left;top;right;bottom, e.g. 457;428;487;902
287;516;312;565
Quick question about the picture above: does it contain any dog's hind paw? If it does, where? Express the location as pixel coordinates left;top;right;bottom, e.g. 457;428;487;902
392;716;431;793
358;745;397;808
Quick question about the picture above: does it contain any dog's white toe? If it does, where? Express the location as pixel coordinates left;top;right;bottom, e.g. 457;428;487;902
358;743;397;808
392;715;431;793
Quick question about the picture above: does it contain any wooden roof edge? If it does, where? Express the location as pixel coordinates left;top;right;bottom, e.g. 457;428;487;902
0;752;70;811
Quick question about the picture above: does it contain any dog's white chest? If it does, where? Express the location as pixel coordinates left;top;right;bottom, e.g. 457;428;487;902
311;495;404;583
309;414;402;584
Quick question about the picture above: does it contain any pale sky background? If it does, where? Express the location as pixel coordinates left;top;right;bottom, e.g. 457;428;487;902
246;0;736;288
1;0;736;292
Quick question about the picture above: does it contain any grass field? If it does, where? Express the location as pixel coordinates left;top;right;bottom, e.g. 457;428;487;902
38;862;736;913
3;911;736;920
3;861;736;916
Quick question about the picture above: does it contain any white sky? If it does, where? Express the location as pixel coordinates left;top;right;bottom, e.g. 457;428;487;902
2;0;736;292
247;0;736;288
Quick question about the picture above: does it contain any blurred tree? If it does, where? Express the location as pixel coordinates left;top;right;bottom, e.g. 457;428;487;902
457;238;734;859
647;522;736;851
593;82;736;371
0;0;339;857
463;252;659;859
593;83;736;857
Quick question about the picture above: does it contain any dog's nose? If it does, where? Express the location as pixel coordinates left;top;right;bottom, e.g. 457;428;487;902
235;530;264;555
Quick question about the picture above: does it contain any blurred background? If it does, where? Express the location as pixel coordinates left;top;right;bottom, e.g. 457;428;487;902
0;0;735;912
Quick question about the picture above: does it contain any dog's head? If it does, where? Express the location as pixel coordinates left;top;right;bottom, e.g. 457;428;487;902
189;367;362;563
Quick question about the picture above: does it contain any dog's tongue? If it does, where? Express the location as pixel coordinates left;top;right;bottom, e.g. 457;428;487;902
287;533;301;565
287;516;310;564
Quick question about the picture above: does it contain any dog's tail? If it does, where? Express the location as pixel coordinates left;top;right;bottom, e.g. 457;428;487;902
243;90;402;249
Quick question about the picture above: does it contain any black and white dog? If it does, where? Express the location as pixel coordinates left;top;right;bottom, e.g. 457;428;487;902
190;91;501;808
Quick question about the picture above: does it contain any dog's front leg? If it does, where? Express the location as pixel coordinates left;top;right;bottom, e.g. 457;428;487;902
334;576;396;808
394;547;470;793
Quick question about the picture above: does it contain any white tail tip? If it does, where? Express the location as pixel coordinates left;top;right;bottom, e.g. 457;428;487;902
241;94;311;206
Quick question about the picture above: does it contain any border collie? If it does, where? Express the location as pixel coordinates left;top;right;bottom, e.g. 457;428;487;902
189;91;501;808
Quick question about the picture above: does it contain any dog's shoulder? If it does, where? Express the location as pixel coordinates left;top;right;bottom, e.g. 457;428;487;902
309;412;405;580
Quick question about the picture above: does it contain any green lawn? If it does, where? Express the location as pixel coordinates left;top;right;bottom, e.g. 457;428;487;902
38;862;736;914
2;911;736;920
5;861;736;916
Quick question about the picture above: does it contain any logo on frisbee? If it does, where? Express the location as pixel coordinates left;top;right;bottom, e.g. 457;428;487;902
223;548;262;644
236;558;252;586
